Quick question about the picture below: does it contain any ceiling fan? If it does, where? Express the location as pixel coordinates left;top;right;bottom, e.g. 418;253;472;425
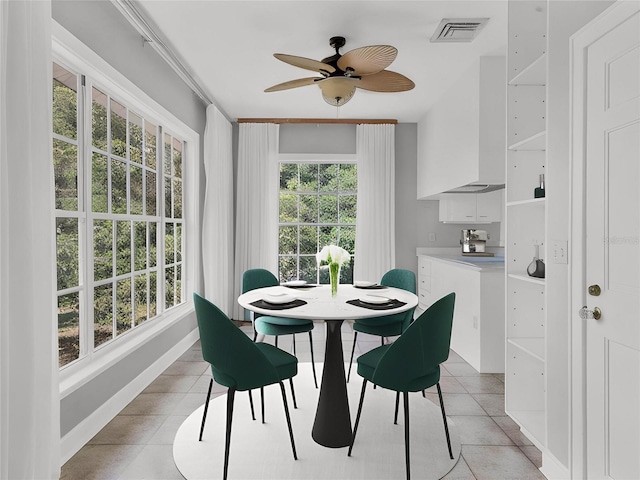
264;36;415;107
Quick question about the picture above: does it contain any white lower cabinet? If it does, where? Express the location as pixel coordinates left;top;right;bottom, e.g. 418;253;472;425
418;255;505;373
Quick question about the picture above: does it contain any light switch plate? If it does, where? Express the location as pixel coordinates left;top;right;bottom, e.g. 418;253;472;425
551;240;568;264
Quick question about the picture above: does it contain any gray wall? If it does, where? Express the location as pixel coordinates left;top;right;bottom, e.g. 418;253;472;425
280;124;356;154
53;0;206;436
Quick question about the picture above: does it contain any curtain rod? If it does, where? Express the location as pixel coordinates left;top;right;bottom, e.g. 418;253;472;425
236;118;398;125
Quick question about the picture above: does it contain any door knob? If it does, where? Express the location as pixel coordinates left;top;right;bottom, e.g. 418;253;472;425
579;306;602;320
588;284;601;296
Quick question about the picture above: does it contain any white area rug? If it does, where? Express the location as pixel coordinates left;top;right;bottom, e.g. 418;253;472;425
173;363;461;479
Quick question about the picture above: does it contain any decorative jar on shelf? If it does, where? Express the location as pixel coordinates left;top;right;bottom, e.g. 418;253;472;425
527;244;545;278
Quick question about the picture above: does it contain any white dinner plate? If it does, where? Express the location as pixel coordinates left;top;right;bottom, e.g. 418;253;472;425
354;280;375;287
263;293;296;305
282;280;307;287
359;295;390;305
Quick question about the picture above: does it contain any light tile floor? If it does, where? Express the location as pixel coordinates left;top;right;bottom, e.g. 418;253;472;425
61;321;545;480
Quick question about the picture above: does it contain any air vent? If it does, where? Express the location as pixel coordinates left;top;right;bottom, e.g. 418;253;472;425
431;18;489;43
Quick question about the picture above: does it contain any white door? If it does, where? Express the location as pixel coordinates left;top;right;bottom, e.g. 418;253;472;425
581;3;640;479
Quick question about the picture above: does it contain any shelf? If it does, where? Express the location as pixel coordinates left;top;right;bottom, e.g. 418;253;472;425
508;273;546;286
509;53;547;86
507;197;546;207
508;130;546;151
508;338;545;362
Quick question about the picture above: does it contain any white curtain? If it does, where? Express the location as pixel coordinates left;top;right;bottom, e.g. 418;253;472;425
233;123;279;320
0;1;60;478
202;105;234;316
354;124;396;282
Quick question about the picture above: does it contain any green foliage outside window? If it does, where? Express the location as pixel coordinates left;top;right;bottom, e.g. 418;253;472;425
53;62;184;368
278;162;357;283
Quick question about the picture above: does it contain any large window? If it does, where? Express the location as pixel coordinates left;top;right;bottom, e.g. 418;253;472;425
54;60;186;368
278;160;357;284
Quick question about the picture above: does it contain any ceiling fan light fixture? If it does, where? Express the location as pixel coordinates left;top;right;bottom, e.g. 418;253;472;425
318;77;358;106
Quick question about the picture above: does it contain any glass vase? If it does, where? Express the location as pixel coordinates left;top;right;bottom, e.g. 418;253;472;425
329;262;340;297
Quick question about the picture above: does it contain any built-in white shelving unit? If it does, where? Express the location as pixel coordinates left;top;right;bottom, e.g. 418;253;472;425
505;0;548;451
504;2;618;477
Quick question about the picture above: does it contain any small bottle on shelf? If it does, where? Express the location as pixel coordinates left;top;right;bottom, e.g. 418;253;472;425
534;173;545;198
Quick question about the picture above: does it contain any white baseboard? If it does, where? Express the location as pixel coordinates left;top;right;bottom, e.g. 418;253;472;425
540;451;570;480
60;328;200;465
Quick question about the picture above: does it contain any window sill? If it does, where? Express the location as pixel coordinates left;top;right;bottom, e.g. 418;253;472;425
59;301;195;399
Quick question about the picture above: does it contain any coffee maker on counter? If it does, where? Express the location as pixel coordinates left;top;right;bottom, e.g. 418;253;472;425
460;229;493;256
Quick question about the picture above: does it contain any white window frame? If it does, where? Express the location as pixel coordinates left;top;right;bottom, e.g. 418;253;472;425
277;153;357;283
53;22;200;398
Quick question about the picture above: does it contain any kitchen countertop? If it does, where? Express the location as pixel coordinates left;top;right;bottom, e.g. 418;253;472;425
417;247;505;272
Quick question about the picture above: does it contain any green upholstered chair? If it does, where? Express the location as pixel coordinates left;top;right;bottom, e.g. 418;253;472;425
193;293;298;480
347;269;417;382
348;292;456;480
242;268;317;389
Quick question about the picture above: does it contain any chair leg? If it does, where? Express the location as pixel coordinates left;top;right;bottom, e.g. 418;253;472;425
223;387;236;480
260;386;265;423
292;333;296;355
394;391;400;425
199;378;213;441
348;379;368;457
309;331;318;388
347;332;358;383
437;383;454;460
275;335;278;348
403;391;411;480
371;337;384;390
279;381;298;460
248;390;256;421
289;377;298;409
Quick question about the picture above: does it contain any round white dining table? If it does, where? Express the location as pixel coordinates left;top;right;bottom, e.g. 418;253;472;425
237;283;418;448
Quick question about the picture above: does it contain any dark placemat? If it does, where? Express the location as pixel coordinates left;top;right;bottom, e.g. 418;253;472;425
354;284;387;290
250;299;307;310
347;298;407;310
281;284;318;289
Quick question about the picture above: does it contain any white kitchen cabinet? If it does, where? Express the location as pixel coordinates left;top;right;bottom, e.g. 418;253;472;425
417;255;431;308
417;255;504;373
438;190;502;223
417;56;506;199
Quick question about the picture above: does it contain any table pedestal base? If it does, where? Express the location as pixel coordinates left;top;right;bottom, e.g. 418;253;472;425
312;319;352;447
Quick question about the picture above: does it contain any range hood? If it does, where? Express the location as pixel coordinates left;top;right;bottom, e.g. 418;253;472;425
443;183;505;194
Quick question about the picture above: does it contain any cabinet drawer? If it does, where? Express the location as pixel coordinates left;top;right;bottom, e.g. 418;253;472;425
418;276;431;294
418;257;432;275
418;289;430;308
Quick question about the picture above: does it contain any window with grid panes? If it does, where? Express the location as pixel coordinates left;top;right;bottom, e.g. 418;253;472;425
278;161;357;284
53;61;185;368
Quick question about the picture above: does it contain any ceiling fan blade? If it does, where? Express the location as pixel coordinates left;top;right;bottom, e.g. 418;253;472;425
264;77;321;92
317;77;359;106
356;70;415;92
274;53;336;75
337;45;397;76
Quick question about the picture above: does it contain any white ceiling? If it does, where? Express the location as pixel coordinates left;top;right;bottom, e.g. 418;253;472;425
135;1;508;123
